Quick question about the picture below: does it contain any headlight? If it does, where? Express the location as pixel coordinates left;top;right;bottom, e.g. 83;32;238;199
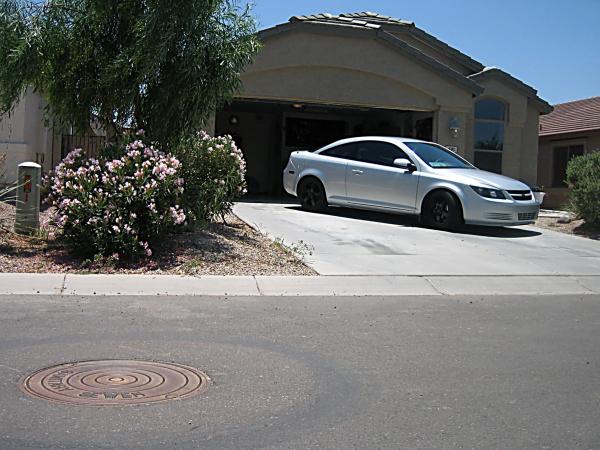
470;186;506;199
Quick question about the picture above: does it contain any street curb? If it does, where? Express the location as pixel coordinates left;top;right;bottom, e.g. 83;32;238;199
1;274;599;297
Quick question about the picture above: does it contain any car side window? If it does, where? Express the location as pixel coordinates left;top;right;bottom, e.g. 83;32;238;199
320;143;357;160
355;142;409;167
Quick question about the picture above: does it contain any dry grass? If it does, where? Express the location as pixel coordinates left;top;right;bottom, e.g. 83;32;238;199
0;203;315;275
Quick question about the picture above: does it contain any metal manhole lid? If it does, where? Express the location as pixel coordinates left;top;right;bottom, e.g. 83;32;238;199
20;360;210;406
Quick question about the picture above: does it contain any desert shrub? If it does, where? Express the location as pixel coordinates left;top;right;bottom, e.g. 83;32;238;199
45;139;186;259
174;131;246;222
566;151;600;225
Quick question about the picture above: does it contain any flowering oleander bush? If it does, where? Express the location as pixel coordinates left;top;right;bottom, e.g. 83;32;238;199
174;131;247;222
566;152;600;225
46;139;186;259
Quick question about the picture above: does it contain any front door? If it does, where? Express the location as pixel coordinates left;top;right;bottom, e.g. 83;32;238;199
345;141;420;212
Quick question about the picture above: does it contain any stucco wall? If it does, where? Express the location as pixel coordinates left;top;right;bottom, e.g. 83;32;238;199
244;30;475;111
470;77;541;185
0;90;53;184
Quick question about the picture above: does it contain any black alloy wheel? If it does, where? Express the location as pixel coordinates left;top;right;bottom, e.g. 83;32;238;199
423;191;462;231
298;178;327;212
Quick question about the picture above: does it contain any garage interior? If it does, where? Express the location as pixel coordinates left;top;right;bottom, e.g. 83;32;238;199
216;99;435;195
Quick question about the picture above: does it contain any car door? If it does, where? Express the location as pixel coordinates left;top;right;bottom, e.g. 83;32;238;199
345;141;420;211
313;142;357;203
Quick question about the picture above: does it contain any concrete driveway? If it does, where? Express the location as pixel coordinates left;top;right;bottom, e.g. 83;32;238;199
234;201;600;276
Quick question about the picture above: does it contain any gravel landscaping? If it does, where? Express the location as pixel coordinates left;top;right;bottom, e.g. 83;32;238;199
0;202;315;275
534;216;600;241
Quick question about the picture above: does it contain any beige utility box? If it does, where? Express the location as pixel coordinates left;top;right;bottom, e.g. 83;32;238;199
14;162;42;235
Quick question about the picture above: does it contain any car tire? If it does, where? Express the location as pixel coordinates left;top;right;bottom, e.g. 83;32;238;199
422;190;463;231
298;177;328;212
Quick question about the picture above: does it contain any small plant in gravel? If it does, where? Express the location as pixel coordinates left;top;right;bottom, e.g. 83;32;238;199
45;138;186;259
174;131;247;223
273;237;314;262
566;152;600;226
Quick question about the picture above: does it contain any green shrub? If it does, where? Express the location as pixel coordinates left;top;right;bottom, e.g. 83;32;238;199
566;151;600;225
45;139;186;259
174;131;247;222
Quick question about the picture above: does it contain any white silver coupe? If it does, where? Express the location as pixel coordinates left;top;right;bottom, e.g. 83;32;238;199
283;137;540;230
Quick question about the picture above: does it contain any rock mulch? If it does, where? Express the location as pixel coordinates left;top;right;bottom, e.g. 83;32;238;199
0;203;315;275
534;216;600;241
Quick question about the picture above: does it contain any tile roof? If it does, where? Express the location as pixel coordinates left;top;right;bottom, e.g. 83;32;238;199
289;12;483;72
290;11;415;28
539;96;600;136
469;67;553;114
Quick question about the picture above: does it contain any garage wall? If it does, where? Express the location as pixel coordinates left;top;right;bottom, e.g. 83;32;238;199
243;30;475;111
242;65;437;112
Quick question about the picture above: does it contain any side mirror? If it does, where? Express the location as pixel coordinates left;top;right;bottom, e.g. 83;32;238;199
393;158;416;172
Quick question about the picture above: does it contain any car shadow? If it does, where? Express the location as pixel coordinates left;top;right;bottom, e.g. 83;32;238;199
283;205;542;239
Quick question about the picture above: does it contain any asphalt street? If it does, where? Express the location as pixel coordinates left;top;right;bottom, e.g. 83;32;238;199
0;293;599;449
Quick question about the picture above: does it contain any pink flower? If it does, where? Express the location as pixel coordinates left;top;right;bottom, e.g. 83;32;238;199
169;206;186;225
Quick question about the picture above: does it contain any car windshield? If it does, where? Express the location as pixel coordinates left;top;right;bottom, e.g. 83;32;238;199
404;142;474;169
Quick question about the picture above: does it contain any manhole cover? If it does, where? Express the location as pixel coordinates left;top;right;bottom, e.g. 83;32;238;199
20;360;210;406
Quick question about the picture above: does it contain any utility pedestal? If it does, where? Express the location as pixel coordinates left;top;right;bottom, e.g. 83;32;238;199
14;162;42;235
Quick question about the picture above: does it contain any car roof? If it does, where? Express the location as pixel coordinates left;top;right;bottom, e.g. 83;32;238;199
316;136;431;151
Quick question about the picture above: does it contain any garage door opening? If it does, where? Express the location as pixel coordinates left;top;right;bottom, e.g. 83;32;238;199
216;99;435;195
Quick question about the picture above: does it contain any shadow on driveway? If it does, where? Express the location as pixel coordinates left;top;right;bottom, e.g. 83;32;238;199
283;205;542;239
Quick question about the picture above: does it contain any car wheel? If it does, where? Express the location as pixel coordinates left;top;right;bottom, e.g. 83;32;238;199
423;191;463;231
298;177;328;212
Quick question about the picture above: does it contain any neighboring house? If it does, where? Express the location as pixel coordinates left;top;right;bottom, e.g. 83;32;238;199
0;91;104;185
538;96;600;209
2;11;552;195
0;90;54;184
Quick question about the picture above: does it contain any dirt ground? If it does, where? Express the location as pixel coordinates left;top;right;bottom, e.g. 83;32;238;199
0;202;315;275
534;216;600;240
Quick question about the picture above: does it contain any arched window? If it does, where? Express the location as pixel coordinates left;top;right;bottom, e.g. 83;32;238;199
474;98;506;174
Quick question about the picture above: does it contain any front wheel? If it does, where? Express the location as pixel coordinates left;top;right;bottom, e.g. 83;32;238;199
297;178;328;212
422;191;463;231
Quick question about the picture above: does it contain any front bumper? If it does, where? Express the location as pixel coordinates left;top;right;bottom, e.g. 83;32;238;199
462;191;540;226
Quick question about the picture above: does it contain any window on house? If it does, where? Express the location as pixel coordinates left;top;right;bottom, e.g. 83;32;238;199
474;98;506;174
553;144;584;187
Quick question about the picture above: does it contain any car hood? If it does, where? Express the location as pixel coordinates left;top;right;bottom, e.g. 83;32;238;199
439;168;531;190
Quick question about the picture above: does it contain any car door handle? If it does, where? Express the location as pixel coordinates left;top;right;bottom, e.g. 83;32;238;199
352;169;363;175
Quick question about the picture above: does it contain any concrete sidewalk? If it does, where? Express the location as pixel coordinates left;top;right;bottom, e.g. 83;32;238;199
1;273;599;297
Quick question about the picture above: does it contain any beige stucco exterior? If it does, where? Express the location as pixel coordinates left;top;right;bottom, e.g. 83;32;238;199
468;77;543;184
0;90;54;184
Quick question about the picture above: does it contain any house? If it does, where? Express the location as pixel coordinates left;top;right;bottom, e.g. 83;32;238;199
1;11;552;195
215;12;551;194
538;96;600;209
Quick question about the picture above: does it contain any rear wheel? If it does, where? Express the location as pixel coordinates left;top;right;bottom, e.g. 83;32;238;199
422;190;463;231
297;177;327;212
